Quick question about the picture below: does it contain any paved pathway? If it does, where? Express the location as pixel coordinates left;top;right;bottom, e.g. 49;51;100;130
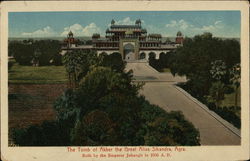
126;62;240;145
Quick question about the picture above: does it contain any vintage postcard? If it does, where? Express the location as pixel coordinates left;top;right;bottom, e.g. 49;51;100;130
1;1;249;161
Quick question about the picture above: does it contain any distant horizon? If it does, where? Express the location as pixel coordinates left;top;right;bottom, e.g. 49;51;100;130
8;35;241;39
9;11;241;38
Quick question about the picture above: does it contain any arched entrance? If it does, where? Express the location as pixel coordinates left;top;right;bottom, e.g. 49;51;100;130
148;52;156;60
139;52;146;59
124;43;135;61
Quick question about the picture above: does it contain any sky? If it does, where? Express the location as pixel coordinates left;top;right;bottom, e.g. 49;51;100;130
9;11;241;38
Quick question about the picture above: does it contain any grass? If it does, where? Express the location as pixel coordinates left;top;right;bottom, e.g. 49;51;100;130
161;68;171;73
221;87;241;107
221;87;241;118
8;62;68;84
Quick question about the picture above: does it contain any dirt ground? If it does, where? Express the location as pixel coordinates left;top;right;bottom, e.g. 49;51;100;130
8;83;67;130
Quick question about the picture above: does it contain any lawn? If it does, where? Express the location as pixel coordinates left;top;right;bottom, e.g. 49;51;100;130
221;87;241;107
221;87;241;118
8;62;68;84
160;68;171;73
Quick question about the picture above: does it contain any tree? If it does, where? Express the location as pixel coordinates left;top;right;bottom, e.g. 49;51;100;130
62;50;98;88
32;40;61;66
9;42;33;65
12;50;200;146
169;33;240;98
99;52;125;72
9;40;62;66
210;60;227;81
230;63;241;106
207;60;227;107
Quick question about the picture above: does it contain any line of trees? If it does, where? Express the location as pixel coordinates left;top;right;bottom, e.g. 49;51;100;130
149;52;172;72
167;33;241;128
8;40;62;66
11;51;200;146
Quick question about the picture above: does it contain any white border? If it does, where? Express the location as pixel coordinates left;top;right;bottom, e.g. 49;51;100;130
1;1;249;161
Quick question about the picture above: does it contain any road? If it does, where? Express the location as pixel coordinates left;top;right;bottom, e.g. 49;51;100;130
126;62;240;145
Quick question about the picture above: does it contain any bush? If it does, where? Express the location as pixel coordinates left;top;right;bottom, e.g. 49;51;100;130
8;61;14;69
12;51;200;146
8;40;61;66
100;52;125;72
12;121;71;146
169;33;240;98
140;98;200;146
207;103;241;128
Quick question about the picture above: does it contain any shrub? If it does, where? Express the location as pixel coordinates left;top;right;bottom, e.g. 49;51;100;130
207;104;241;128
12;121;71;146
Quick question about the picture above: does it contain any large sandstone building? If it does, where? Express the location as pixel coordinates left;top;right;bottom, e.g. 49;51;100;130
61;19;183;61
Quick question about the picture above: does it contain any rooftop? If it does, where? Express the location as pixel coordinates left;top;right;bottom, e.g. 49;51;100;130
110;25;141;29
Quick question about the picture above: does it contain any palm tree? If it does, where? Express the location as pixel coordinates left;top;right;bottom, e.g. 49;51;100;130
209;60;227;107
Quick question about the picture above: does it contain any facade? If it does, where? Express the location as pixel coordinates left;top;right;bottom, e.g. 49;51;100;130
61;19;184;61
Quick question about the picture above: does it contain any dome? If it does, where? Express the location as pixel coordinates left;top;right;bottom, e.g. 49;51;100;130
177;31;183;37
135;19;141;25
68;31;73;36
111;19;115;25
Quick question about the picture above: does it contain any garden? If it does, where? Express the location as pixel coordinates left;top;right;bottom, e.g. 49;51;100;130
8;41;201;146
149;32;241;128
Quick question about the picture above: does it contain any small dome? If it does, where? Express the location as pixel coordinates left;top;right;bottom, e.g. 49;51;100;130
111;19;115;25
92;33;100;39
68;31;73;36
177;31;183;37
135;19;141;25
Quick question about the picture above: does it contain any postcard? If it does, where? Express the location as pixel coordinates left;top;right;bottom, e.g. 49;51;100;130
1;1;249;161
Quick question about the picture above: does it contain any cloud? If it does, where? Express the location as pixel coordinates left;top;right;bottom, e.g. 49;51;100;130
165;19;225;36
166;19;190;30
82;23;102;36
61;23;101;37
198;21;224;31
21;26;56;37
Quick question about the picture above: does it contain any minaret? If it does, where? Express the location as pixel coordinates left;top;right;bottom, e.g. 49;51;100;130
176;31;184;44
135;19;141;26
111;19;115;26
67;31;74;48
68;30;73;38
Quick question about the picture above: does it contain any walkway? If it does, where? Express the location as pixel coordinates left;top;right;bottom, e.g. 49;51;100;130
126;62;240;145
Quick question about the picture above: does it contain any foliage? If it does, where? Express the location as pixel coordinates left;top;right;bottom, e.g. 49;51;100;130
207;60;228;107
207;103;241;128
140;98;200;146
8;40;62;66
8;60;14;69
99;52;126;72
210;60;227;81
207;81;227;107
149;52;171;72
12;50;200;146
62;50;98;87
9;42;33;65
229;63;241;106
169;33;240;98
12;120;71;146
173;33;241;128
